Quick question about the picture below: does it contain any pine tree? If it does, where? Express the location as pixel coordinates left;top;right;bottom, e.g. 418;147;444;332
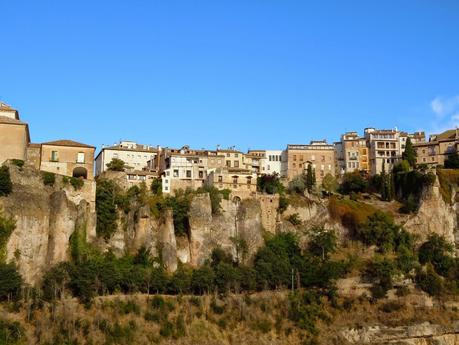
402;137;417;168
380;161;387;200
306;164;315;193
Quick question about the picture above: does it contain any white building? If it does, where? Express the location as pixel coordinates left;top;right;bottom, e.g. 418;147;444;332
95;141;158;176
261;150;285;176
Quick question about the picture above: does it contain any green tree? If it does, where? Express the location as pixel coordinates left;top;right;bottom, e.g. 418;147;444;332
288;175;306;194
306;164;316;192
191;265;215;294
257;173;284;194
444;149;459;169
402;138;417;167
322;173;338;194
0;263;22;301
106;158;126;171
0;166;12;196
338;171;368;194
96;179;119;240
418;234;454;276
0;214;15;262
150;178;162;195
308;227;337;260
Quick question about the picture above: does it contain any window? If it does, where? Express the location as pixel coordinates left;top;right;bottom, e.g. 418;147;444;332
234;161;239;168
77;152;85;163
51;151;58;162
311;155;315;161
293;155;297;161
268;164;271;170
165;186;168;191
199;171;204;178
186;170;192;178
218;176;223;182
232;176;238;184
235;153;239;158
247;177;252;184
173;170;179;177
226;161;231;167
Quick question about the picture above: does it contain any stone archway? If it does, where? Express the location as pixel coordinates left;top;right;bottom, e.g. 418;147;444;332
72;167;88;179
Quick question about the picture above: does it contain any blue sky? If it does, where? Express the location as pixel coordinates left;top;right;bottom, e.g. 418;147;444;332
1;1;459;152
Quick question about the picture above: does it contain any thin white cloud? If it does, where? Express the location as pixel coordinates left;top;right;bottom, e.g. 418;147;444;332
429;95;459;133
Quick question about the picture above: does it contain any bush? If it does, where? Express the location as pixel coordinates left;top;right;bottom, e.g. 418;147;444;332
365;258;395;299
257;173;284;194
418;234;454;277
41;171;56;186
286;213;301;226
278;195;289;214
70;177;84;190
165;190;192;237
11;159;24;169
196;186;225;214
416;265;444;296
0;166;12;196
0;214;15;262
339;171;368;194
288;175;306;194
328;196;377;234
0;319;25;345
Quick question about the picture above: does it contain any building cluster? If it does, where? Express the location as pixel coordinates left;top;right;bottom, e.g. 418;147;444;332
2;101;459;197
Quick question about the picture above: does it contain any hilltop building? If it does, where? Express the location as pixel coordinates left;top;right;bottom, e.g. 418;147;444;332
414;129;459;167
0;102;30;164
286;140;335;183
95;141;158;176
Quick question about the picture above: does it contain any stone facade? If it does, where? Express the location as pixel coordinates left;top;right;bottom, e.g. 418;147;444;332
286;141;335;182
40;140;96;180
0;103;30;164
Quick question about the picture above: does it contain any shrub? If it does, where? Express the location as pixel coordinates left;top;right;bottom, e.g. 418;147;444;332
308;227;337;260
286;213;301;226
278;195;289;214
444;150;459;169
288;175;306;194
365;257;395;299
437;169;459;204
0;214;15;262
416;265;444;296
418;234;454;277
41;171;55;186
257;173;284;194
0;166;12;196
70;177;84;190
380;301;403;313
322;173;338;194
339;171;368;194
159;320;174;337
11;159;24;169
0;319;25;345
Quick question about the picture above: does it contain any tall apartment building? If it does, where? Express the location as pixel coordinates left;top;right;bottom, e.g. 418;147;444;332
286;140;335;182
335;132;370;175
414;129;458;167
365;128;401;175
95;141;158;176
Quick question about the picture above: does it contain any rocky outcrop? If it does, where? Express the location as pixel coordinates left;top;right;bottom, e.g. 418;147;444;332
403;179;457;244
340;322;459;344
0;163;96;285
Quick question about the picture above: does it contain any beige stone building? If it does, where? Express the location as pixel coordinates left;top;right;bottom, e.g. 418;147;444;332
335;132;370;175
206;167;257;199
286;141;335;182
364;128;401;175
414;129;459;167
0;102;30;164
39;140;96;180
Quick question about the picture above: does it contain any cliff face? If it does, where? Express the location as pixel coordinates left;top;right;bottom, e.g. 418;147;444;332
0;163;96;285
403;178;458;244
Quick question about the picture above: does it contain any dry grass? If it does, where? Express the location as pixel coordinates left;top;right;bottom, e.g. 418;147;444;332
437;169;459;204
